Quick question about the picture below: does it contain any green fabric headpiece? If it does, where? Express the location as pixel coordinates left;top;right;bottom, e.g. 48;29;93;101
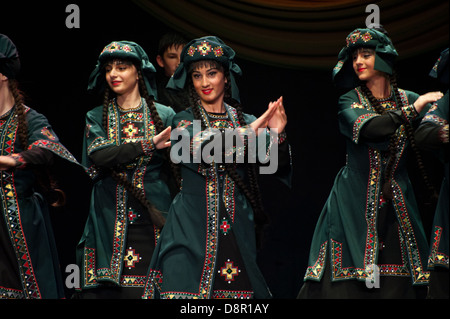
429;48;448;84
332;28;398;88
87;41;158;99
0;33;20;79
167;36;242;102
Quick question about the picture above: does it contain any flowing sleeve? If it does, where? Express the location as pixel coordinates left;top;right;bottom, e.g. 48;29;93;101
415;91;449;157
24;108;80;166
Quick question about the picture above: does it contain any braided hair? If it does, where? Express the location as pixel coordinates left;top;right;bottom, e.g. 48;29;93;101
360;73;437;201
100;59;167;228
186;60;268;234
9;79;66;207
9;80;28;149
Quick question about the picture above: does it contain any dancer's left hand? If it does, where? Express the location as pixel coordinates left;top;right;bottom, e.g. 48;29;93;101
268;96;287;133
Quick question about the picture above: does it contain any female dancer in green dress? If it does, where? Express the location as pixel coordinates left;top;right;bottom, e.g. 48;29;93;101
298;28;443;298
416;48;449;298
75;41;175;298
1;34;81;299
142;36;291;299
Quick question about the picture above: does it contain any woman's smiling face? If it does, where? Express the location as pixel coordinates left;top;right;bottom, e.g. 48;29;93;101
105;59;139;96
191;61;227;106
352;48;383;81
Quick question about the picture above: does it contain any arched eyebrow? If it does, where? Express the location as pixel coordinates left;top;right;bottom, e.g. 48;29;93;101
190;60;223;73
191;66;220;75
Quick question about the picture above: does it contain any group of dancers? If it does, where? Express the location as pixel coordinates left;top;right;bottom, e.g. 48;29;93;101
0;26;447;300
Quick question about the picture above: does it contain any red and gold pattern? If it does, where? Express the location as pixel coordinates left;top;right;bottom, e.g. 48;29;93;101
220;260;240;282
213;46;224;57
40;127;56;140
101;42;134;54
346;30;361;46
187;46;196;57
122;123;139;139
361;31;372;42
124;248;141;268
197;41;212;56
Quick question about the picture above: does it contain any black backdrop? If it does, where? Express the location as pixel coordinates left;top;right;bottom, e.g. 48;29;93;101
1;0;448;301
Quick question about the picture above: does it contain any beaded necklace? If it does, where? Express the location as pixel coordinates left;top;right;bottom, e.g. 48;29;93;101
197;102;238;129
115;97;143;112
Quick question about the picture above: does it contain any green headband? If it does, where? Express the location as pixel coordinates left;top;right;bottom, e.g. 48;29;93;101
0;33;20;79
87;41;158;99
167;36;242;102
332;28;398;88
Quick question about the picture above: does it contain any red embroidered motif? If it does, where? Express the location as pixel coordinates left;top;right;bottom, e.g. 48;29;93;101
213;46;223;57
361;32;372;42
220;219;231;235
128;208;137;223
347;31;361;47
101;42;134;54
41;127;56;140
187;46;196;57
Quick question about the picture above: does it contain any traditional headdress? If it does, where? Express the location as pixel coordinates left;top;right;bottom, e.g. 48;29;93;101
332;28;398;88
429;48;449;84
87;40;158;98
167;36;242;102
0;34;20;79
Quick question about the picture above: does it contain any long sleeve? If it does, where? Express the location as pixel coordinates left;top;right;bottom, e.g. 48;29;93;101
338;87;421;145
89;140;154;168
10;108;80;170
360;109;415;141
415;91;449;156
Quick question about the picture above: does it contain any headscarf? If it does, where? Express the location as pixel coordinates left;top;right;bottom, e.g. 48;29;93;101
429;48;449;85
167;36;242;102
0;34;20;79
332;28;398;88
87;41;158;99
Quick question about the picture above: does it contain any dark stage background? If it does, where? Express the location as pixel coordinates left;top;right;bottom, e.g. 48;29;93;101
1;0;448;300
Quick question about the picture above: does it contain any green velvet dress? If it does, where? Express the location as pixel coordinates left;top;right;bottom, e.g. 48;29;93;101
142;105;291;299
76;99;175;298
300;87;431;298
0;106;81;299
